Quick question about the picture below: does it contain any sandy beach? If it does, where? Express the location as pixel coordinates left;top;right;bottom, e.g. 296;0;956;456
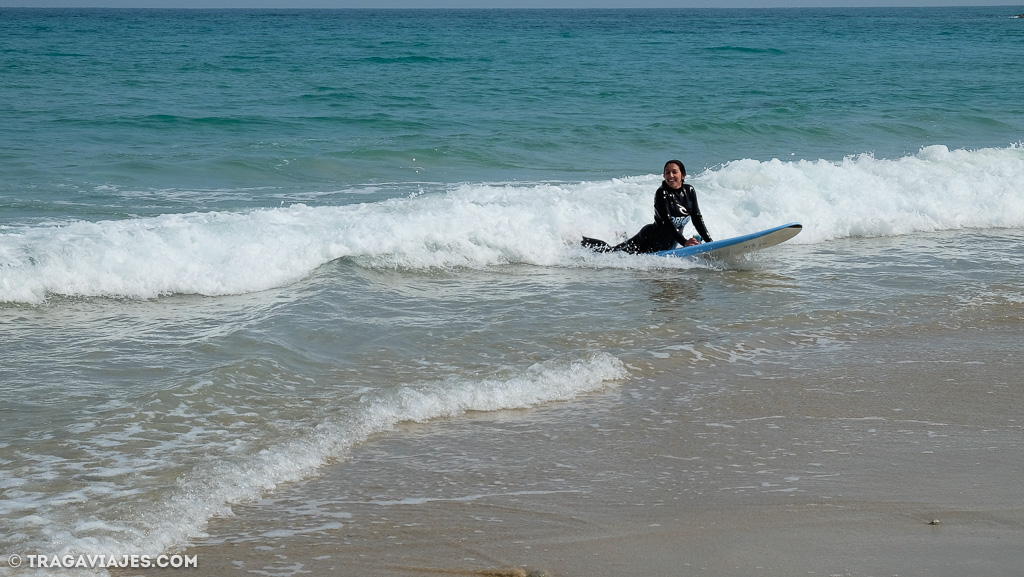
5;9;1024;577
120;322;1023;577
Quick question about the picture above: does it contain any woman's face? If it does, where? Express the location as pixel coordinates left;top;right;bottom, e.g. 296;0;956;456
663;163;684;189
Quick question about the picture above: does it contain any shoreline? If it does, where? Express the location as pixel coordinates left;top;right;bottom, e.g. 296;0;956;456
151;500;1022;577
118;323;1024;577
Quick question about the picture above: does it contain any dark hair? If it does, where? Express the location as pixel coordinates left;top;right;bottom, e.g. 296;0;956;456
664;159;686;177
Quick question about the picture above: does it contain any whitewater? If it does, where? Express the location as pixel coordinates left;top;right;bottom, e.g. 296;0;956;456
2;7;1023;577
4;145;1022;304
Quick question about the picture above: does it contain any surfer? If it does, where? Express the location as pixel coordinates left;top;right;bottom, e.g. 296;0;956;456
582;159;713;254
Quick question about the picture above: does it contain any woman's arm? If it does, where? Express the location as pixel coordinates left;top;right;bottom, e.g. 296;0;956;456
688;188;713;242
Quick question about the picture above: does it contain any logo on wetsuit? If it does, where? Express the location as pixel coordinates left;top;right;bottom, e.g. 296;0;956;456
670;215;691;230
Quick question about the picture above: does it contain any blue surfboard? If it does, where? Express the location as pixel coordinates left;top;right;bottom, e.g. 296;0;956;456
655;222;802;260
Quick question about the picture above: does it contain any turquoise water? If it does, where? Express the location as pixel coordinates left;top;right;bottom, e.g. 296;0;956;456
1;7;1023;573
3;7;1022;222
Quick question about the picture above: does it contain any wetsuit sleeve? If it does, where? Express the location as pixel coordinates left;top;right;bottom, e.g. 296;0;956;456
688;188;713;242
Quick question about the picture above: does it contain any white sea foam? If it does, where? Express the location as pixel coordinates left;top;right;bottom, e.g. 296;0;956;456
700;144;1024;242
4;354;626;567
2;145;1021;304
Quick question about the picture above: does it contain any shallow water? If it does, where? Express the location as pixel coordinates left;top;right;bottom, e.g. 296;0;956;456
2;7;1023;575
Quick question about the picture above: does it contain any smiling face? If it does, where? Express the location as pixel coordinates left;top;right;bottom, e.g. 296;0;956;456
663;162;684;189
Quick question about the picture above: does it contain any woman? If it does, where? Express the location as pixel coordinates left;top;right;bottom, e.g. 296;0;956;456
582;160;713;254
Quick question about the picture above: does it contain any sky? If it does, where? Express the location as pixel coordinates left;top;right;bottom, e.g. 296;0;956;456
0;0;1018;8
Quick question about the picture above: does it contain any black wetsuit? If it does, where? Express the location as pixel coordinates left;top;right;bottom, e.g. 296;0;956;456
582;182;713;254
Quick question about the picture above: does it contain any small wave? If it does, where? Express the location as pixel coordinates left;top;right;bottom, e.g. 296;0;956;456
700;143;1024;243
707;45;785;55
3;144;1022;304
8;354;626;561
363;55;464;64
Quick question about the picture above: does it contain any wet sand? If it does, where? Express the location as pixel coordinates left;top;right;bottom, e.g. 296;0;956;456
123;324;1023;577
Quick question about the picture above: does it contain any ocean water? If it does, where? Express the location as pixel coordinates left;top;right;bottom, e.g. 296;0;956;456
1;6;1023;575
